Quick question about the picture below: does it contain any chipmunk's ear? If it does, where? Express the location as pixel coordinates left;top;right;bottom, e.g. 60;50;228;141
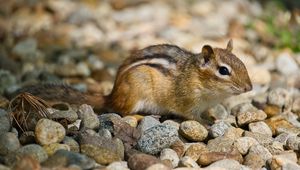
226;39;233;52
201;45;215;63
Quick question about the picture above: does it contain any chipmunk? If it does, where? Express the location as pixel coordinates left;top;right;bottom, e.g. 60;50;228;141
18;40;252;121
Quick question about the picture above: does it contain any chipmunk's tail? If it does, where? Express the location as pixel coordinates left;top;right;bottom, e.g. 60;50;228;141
11;84;106;110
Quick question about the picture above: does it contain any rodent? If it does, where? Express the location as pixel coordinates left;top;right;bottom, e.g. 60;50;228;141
17;40;252;121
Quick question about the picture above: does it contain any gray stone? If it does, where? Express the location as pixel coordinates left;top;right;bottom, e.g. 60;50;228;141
35;118;66;145
248;144;272;162
162;120;180;130
244;131;273;145
0;132;21;156
265;141;284;155
49;106;78;123
207;137;235;152
275;133;293;145
17;144;48;162
234;137;259;155
79;131;124;165
248;121;272;137
78;104;100;130
159;148;179;168
98;128;112;139
206;159;250;170
137;116;160;133
0;109;11;133
107;161;129;170
42;149;95;169
12;38;41;60
179;120;208;142
62;136;80;153
0;70;16;95
210;121;232;138
137;124;178;155
286;136;300;150
179;156;199;168
276;52;299;76
205;104;229;121
98;113;122;133
267;88;292;108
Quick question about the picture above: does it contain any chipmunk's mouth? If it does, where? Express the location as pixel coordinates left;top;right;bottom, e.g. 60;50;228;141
230;87;243;95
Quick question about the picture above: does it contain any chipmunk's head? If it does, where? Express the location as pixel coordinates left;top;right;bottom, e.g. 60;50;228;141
196;40;252;96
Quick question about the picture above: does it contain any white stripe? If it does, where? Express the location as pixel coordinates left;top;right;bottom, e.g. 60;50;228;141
121;58;176;75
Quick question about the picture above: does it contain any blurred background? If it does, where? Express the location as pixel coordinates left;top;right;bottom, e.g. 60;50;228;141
0;0;299;103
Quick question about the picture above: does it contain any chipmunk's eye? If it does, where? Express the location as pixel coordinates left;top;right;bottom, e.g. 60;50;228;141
219;66;230;75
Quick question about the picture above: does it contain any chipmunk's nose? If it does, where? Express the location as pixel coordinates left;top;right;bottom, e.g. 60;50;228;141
244;84;252;92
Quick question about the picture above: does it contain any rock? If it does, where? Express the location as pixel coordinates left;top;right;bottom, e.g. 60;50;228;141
17;144;48;162
106;161;129;170
79;132;124;165
78;104;100;130
160;148;179;168
184;143;208;161
0;70;16;95
204;104;229;121
162;120;180;130
267;88;292;109
265;141;284;155
12;156;41;170
19;131;35;145
0;132;21;155
49;106;78;123
223;127;244;140
128;153;162;170
62;136;80;153
234;137;259;155
248;145;272;162
237;109;267;126
137;116;161;133
275;133;292;145
0;109;11;133
137;124;178;155
122;116;138;128
170;140;185;158
179;120;208;142
207;137;235;152
35;118;66;145
0;164;10;170
292;98;300;114
286;136;300;150
98;128;113;139
98;113;122;133
209;121;232;138
179;156;199;168
42;149;95;169
197;150;243;166
231;103;267;126
205;159;249;170
244;152;265;169
243;131;273;145
146;163;171;170
43;143;70;156
263;104;281;117
276;52;299;76
248;121;272;137
265;116;298;135
12;38;41;60
269;152;300;170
